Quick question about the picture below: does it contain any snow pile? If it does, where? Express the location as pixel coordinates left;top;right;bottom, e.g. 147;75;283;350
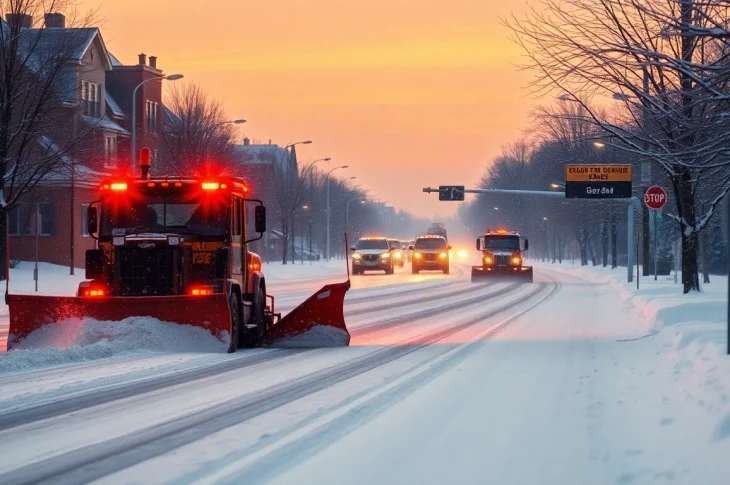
0;317;227;373
537;261;730;442
271;325;350;348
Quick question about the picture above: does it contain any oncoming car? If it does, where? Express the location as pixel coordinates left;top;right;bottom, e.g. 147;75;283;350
350;237;395;275
410;235;450;274
388;238;405;267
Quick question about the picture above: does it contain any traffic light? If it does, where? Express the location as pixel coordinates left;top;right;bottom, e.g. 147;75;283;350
439;186;465;201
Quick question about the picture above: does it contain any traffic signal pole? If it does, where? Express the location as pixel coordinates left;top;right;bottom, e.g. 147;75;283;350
423;186;639;283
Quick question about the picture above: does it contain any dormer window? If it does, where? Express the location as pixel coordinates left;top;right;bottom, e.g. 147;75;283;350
82;81;101;117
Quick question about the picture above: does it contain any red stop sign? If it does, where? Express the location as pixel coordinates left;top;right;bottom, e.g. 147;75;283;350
644;186;667;210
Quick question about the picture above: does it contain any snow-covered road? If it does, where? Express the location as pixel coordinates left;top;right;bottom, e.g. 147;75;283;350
0;262;727;484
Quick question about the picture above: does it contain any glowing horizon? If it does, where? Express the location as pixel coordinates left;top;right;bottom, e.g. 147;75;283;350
80;0;535;218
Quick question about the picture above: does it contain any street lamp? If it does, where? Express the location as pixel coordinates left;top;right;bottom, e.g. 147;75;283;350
301;205;310;264
551;182;565;189
284;140;312;150
593;141;606;148
326;165;349;260
130;73;183;170
203;119;247;159
346;196;366;236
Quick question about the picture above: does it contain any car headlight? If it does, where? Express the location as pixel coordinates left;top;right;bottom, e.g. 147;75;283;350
439;252;448;259
394;251;402;259
352;253;362;260
381;253;390;259
414;252;422;259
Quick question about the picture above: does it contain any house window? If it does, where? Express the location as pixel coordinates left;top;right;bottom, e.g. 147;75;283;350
38;203;55;236
8;206;20;236
146;101;159;132
82;81;101;117
104;136;116;167
81;204;89;237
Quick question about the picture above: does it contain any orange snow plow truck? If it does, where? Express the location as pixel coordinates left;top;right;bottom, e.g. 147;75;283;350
6;153;350;352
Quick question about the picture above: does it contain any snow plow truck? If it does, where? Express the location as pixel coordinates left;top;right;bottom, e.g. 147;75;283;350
6;150;351;352
471;229;533;283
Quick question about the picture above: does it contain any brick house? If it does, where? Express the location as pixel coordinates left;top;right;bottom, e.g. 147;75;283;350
6;13;168;268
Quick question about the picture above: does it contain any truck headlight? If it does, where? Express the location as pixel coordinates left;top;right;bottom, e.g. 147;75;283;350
484;255;493;265
414;252;422;259
512;256;522;265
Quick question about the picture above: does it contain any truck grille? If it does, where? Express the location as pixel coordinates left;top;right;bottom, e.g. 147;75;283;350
423;252;438;261
495;254;511;266
117;247;178;296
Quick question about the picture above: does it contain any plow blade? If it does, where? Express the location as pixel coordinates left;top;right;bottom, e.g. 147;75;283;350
6;293;231;350
266;281;351;347
471;266;534;283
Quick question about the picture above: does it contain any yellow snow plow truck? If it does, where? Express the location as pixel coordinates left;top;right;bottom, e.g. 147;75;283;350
471;229;533;283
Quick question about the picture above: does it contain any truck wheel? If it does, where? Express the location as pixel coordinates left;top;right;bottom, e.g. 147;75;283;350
228;293;241;353
244;289;267;348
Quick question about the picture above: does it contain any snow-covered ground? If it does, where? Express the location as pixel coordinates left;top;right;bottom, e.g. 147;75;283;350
0;259;727;484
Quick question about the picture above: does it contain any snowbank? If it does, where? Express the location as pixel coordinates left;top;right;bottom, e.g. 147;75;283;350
0;317;227;373
271;325;350;348
537;261;730;442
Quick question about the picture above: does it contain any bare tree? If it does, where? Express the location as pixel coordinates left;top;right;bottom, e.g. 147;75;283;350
509;0;730;292
275;153;316;264
160;82;236;175
0;0;98;279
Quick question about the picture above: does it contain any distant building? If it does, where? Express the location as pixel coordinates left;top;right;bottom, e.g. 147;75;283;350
230;138;301;262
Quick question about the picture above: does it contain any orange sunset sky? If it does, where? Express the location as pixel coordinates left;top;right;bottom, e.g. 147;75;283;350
80;0;537;217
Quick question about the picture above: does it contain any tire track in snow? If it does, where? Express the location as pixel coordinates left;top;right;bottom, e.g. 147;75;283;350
0;279;502;432
0;349;306;432
193;276;563;485
0;281;532;485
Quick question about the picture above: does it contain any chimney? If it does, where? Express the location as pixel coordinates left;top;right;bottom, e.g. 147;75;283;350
138;53;147;66
149;56;157;69
243;137;250;146
44;12;65;28
6;13;33;28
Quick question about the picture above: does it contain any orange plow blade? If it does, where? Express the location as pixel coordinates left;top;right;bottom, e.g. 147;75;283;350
265;281;351;347
6;293;231;350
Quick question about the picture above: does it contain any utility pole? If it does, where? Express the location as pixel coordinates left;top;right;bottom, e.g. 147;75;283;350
641;66;651;276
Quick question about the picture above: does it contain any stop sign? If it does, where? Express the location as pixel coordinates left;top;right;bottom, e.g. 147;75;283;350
644;186;667;210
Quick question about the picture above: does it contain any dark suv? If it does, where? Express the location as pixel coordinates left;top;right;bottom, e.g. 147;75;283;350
411;235;450;274
351;237;395;275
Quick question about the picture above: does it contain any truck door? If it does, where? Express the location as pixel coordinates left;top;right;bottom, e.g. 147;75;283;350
230;197;244;288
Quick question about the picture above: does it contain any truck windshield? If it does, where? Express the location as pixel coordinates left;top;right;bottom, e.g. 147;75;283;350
484;236;520;250
356;239;389;250
414;238;447;250
100;195;228;237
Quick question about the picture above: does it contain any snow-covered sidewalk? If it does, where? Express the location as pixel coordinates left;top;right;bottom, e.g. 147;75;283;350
535;261;730;444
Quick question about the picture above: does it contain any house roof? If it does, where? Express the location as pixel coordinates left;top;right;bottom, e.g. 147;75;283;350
109;51;123;67
37;136;110;184
83;115;130;135
105;91;125;118
232;144;296;174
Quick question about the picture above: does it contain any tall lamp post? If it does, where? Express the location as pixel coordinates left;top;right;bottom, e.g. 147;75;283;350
346;197;366;236
301;205;309;264
130;73;183;170
326;165;349;260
